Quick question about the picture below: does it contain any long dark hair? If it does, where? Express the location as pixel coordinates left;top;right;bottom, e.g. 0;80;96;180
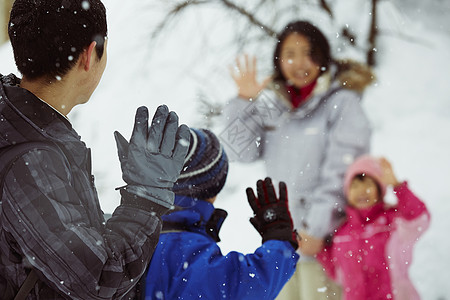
273;21;331;82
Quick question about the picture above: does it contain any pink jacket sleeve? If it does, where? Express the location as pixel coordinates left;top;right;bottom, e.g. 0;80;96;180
394;181;430;220
387;182;430;299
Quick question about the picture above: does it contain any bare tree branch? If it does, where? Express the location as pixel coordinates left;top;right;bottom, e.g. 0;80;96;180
319;0;333;18
148;0;385;68
220;0;277;37
150;0;209;40
342;27;356;45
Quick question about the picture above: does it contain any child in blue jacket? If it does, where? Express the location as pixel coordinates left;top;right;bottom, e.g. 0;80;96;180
142;128;299;299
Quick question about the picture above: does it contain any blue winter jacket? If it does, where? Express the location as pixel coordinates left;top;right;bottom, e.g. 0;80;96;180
143;196;299;299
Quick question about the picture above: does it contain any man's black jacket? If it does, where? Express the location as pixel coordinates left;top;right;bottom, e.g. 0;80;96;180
0;74;161;299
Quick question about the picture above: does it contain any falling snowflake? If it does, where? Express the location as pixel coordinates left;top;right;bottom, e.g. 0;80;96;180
82;1;90;10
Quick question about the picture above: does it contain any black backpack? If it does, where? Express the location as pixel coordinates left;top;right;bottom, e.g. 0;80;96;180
0;141;67;300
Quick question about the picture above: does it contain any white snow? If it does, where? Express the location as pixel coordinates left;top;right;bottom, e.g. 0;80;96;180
1;1;449;298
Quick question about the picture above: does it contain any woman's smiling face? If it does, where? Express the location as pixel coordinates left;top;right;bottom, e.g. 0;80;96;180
279;33;321;88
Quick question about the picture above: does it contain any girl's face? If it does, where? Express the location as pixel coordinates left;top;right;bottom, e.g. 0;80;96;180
348;175;380;210
279;33;321;89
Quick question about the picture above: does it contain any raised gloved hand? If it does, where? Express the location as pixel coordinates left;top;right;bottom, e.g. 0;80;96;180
114;105;190;214
246;177;298;250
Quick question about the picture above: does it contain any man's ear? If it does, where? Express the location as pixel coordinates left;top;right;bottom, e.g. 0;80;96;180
80;41;97;72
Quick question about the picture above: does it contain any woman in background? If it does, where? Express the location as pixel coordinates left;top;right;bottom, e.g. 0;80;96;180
222;20;374;299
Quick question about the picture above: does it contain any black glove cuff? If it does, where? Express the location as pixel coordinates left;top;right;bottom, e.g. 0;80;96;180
262;224;299;250
120;189;169;216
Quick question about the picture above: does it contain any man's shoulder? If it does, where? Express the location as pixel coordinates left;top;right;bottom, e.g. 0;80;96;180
1;80;78;149
0;141;71;185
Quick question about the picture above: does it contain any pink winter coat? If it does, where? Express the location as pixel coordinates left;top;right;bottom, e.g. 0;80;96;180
317;182;430;300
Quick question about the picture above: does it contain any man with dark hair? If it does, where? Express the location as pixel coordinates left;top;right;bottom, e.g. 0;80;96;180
0;0;190;299
8;0;108;81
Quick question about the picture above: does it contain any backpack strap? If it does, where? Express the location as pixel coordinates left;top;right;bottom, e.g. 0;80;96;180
13;269;39;300
0;141;67;299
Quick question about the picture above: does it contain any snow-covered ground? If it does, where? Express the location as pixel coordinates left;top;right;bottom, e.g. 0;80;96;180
1;1;449;298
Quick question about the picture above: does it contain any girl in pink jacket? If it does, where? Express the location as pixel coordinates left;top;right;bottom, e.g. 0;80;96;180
302;155;430;299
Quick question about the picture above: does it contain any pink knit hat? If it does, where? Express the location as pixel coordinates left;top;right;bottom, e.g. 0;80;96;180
343;155;386;198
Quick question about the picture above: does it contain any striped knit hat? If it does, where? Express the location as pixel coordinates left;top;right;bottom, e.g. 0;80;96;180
172;128;228;204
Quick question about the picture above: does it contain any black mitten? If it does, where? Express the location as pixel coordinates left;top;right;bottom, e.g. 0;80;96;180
246;177;298;250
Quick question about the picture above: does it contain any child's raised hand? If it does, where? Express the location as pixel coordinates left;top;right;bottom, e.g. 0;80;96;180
379;157;401;187
229;54;272;100
246;178;299;250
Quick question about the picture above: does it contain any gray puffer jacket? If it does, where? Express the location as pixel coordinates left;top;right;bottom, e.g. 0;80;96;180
221;61;373;253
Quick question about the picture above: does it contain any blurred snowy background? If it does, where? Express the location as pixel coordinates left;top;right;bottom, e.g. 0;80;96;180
1;0;450;298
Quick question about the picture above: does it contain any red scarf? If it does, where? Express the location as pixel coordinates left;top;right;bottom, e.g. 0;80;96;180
286;80;317;108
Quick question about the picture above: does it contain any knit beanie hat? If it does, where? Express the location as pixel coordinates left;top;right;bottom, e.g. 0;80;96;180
343;155;386;199
172;128;228;205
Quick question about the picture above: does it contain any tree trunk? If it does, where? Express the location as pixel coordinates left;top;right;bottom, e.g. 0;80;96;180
367;0;378;66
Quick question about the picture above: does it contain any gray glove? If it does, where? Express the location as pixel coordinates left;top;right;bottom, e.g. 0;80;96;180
114;105;190;212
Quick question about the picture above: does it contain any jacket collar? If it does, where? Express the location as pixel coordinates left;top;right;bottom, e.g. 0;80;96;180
1;74;88;167
163;197;229;242
268;71;337;118
1;74;72;132
163;196;215;227
285;79;317;108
